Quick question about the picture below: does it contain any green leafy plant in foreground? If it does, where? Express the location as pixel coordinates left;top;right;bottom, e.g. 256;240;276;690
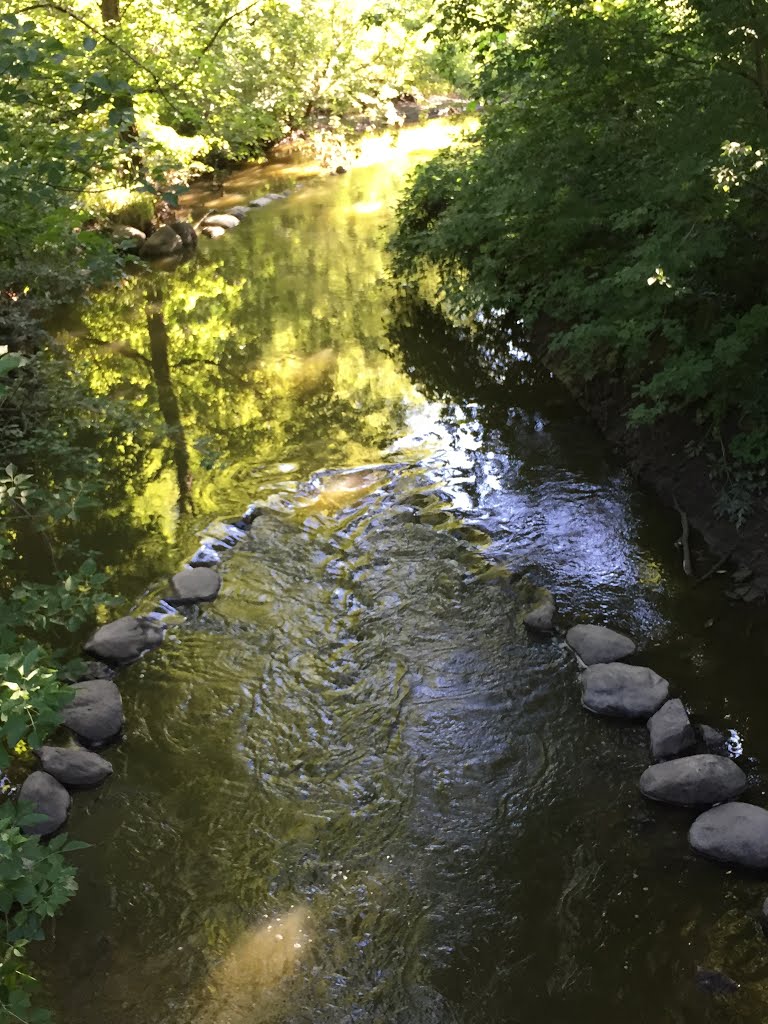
0;803;87;1024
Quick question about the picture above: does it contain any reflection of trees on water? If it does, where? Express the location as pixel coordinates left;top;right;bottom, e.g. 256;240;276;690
146;284;195;515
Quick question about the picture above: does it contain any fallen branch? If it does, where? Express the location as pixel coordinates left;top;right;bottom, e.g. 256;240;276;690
673;497;694;577
695;548;735;585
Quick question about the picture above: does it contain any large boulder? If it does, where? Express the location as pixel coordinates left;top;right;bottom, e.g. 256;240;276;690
140;225;183;259
111;224;146;253
83;615;164;665
648;699;697;761
18;771;71;836
61;679;124;747
640;754;746;806
581;662;668;718
169;567;221;605
37;745;113;788
566;624;636;665
202;213;239;230
689;802;768;868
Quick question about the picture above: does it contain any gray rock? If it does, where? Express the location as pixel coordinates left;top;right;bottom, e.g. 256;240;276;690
61;679;124;746
249;197;272;207
524;591;556;632
227;205;250;220
640;754;746;806
18;771;71;836
84;615;164;665
202;213;239;230
689;802;768;868
140;225;183;258
201;225;226;238
37;745;113;788
266;192;287;199
581;662;668;719
648;698;697;761
761;896;768;936
111;224;146;242
170;221;197;248
697;723;729;754
169;567;221;604
566;624;636;665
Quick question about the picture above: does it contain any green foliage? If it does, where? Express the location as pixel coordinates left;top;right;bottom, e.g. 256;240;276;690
391;0;768;521
0;802;86;1024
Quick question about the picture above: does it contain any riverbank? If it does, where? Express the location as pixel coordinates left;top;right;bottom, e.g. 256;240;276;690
528;319;768;601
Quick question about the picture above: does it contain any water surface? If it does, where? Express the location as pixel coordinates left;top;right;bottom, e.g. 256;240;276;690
31;124;768;1024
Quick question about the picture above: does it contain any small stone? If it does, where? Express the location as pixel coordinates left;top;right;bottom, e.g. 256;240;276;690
37;745;113;788
249;197;272;207
61;679;124;746
202;213;239;230
265;192;287;200
524;590;556;633
202;225;226;238
18;772;71;836
581;662;668;719
169;567;221;605
84;616;164;665
566;624;636;665
335;166;347;175
189;545;221;567
648;699;696;761
689;802;768;868
640;754;746;806
227;205;250;220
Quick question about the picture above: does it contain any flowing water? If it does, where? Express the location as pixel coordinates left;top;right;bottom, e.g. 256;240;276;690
27;124;768;1023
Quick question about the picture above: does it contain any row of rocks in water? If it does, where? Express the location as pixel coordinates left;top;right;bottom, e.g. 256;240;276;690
16;531;239;835
112;192;291;259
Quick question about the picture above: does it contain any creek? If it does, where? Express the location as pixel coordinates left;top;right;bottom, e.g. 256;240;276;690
29;123;768;1023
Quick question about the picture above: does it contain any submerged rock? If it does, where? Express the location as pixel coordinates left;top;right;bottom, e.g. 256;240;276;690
689;802;768;868
84;615;164;665
61;679;124;746
639;754;746;806
18;771;71;836
523;589;556;633
169;567;221;604
202;213;239;230
37;745;113;788
648;698;697;761
695;967;740;995
566;624;636;665
140;225;183;258
581;662;668;718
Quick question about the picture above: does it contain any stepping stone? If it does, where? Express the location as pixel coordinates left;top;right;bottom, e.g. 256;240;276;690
581;662;668;718
566;624;636;665
640;754;746;806
202;225;226;238
18;771;71;836
249;197;272;207
648;698;696;761
37;745;113;788
697;723;729;755
202;213;239;230
84;616;164;665
227;206;250;220
689;802;768;868
169;567;221;605
61;679;124;747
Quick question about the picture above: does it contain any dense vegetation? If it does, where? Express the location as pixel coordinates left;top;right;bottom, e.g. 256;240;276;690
392;0;768;523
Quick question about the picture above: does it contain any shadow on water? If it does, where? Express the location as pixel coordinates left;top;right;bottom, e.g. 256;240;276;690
26;125;768;1024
